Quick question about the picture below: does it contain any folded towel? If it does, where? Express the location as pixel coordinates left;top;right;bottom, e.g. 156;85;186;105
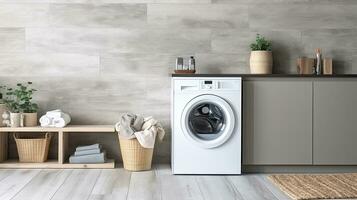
76;144;102;152
39;115;52;127
74;148;101;156
69;151;106;164
53;113;71;128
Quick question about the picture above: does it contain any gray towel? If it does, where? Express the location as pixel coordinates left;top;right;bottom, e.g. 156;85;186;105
74;148;101;156
119;113;144;139
69;151;106;164
76;144;101;151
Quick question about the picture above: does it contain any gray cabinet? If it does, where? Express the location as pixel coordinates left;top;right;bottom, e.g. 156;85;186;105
313;81;357;165
243;80;313;165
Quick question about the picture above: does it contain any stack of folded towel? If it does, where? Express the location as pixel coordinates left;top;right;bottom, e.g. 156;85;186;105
39;109;71;128
69;144;107;164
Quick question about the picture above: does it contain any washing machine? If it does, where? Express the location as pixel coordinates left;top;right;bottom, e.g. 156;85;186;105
171;77;242;174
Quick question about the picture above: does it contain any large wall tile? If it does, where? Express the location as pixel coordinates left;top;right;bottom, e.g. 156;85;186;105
212;29;302;73
0;28;25;53
148;4;247;29
51;0;210;3
100;54;172;77
49;4;147;28
26;28;211;54
0;53;99;76
195;53;249;74
302;29;357;52
0;4;49;27
211;30;251;54
249;4;357;29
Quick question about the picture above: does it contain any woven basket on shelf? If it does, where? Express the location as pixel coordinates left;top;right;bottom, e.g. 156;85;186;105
14;132;52;163
118;136;153;171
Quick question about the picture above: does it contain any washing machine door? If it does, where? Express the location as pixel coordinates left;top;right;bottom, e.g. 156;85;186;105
181;94;235;149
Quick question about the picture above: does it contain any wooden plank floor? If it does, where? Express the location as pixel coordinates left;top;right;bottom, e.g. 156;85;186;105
0;165;353;200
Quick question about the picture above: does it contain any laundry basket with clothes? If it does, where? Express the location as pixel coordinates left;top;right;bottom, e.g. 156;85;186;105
115;113;165;171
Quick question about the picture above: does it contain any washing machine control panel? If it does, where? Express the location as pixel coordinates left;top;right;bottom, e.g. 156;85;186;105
201;80;217;90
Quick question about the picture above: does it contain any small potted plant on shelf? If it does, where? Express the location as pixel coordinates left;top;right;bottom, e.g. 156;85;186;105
249;34;273;74
5;82;39;127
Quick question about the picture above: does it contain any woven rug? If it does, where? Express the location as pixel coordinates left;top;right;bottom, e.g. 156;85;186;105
268;173;357;200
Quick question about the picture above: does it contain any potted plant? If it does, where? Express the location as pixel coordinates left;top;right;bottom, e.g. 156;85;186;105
249;34;273;74
5;82;39;127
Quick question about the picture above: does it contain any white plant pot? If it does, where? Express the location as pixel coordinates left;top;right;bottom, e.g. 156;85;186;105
10;112;22;127
249;51;273;74
0;104;7;127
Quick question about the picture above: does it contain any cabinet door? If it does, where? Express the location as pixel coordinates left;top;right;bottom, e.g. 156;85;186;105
243;80;313;165
314;81;357;165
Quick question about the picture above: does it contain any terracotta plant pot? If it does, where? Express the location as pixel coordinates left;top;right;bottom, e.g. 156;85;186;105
0;104;7;127
249;51;273;74
23;113;38;127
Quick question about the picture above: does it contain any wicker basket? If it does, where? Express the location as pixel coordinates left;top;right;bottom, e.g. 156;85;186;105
14;133;52;163
119;136;153;171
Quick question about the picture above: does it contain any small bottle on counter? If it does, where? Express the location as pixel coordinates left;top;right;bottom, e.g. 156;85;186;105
176;57;183;70
315;48;322;75
188;56;196;71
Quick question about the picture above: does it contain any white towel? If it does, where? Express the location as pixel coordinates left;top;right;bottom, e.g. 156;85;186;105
39;110;71;127
46;109;64;118
39;115;52;127
53;113;71;128
116;114;165;148
134;117;165;148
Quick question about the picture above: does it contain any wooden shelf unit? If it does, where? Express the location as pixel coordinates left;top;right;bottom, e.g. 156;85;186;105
0;125;116;169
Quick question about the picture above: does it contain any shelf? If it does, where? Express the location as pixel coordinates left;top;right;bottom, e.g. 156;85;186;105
0;159;115;169
0;125;117;169
0;125;115;133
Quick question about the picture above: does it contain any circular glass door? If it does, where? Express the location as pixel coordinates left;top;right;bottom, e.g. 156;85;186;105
181;95;235;148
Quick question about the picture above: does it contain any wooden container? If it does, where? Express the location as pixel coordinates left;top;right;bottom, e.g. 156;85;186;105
323;58;333;75
0;132;7;162
174;70;196;74
118;137;153;171
297;57;315;74
250;51;273;74
14;132;51;163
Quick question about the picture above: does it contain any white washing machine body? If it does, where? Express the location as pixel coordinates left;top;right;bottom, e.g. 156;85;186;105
171;77;242;174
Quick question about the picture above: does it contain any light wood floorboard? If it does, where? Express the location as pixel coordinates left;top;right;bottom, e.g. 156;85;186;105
0;169;40;200
12;169;72;200
50;169;101;200
2;165;354;200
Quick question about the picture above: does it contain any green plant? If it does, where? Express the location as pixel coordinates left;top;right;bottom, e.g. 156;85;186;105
5;82;38;113
0;85;6;104
250;34;272;51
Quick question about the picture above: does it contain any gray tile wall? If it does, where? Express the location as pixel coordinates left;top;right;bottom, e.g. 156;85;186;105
1;0;357;163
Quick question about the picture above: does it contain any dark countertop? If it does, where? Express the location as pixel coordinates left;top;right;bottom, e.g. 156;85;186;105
171;73;357;78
